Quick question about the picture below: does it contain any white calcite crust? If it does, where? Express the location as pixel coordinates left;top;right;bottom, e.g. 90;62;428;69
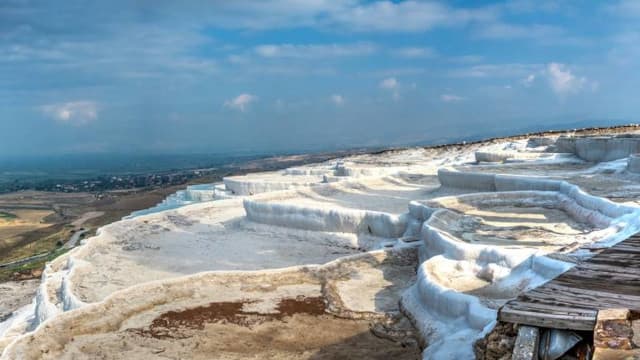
3;133;640;360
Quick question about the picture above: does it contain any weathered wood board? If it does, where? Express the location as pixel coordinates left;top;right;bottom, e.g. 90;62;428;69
499;234;640;331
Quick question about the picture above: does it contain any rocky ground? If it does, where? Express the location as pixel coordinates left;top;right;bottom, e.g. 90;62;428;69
0;280;38;322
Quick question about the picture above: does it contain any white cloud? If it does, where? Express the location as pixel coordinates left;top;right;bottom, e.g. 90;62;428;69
274;98;285;111
379;77;400;99
40;101;99;125
379;77;398;90
193;1;351;30
2;25;219;83
476;23;563;40
255;43;376;58
329;1;496;32
227;54;250;64
449;55;484;64
500;0;563;14
244;64;337;76
394;47;435;58
224;93;257;111
546;63;588;95
608;31;640;67
330;94;345;106
440;94;465;102
367;67;426;77
609;0;640;17
522;73;536;87
450;63;542;78
154;1;497;33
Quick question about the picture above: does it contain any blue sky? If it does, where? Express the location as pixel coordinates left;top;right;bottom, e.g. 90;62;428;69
1;0;639;156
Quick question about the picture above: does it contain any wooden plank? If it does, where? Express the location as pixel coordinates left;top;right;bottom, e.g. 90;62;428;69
504;300;596;317
537;283;640;303
521;288;640;311
578;261;640;274
499;307;595;330
498;232;640;330
563;268;637;279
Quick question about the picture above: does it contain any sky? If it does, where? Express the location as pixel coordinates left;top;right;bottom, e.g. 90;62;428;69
1;0;640;157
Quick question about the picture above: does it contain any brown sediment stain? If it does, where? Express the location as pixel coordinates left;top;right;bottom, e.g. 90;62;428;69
129;296;326;340
276;296;325;317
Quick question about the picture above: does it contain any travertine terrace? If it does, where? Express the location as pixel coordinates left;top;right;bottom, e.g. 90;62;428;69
3;126;640;359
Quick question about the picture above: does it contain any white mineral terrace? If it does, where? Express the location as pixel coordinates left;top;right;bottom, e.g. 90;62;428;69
3;132;640;359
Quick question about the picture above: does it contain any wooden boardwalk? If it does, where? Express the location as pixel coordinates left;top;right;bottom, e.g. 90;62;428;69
499;234;640;331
